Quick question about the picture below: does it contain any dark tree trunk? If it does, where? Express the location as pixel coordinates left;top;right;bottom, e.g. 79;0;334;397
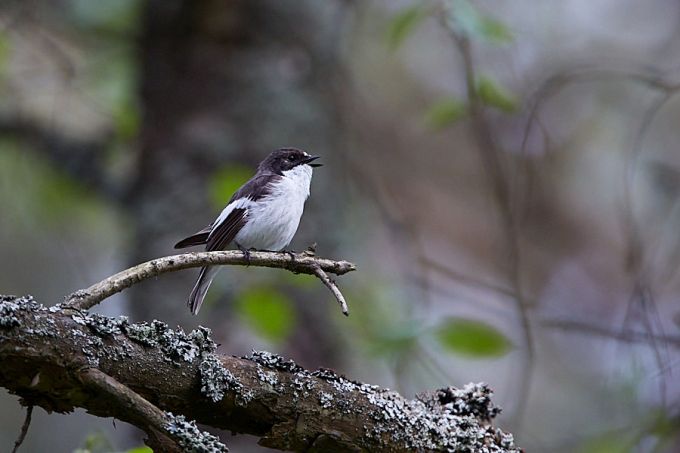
128;0;348;365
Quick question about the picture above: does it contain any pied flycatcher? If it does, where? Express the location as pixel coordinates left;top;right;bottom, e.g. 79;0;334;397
175;148;321;315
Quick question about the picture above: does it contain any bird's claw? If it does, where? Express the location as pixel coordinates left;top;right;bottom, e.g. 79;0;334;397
236;242;252;266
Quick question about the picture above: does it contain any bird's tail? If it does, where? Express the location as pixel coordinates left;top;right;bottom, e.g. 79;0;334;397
188;266;221;315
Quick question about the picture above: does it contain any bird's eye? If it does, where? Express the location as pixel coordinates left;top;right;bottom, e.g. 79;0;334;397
287;155;296;161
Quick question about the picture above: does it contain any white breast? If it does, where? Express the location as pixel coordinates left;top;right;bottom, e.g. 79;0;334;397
234;165;313;251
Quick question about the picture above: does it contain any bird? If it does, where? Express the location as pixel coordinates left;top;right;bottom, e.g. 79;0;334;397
174;148;322;315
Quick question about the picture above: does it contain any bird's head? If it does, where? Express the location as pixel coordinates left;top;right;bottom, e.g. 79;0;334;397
260;148;322;174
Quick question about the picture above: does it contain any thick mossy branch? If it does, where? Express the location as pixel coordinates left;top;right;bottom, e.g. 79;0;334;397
0;295;520;452
64;250;356;313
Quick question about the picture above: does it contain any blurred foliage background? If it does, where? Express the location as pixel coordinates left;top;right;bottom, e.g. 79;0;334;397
1;0;680;451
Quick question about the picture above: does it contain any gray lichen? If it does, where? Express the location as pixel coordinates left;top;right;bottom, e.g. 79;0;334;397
0;302;21;328
241;350;519;451
291;373;316;400
164;412;228;452
319;392;333;409
199;352;242;403
124;320;215;363
70;311;217;365
243;350;304;373
0;295;41;328
256;366;279;388
361;383;519;452
425;383;502;422
237;388;255;406
80;313;129;336
80;335;106;367
0;296;60;336
125;321;159;346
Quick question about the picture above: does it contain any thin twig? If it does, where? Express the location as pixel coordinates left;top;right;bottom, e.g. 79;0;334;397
445;26;535;426
541;318;680;348
313;265;350;316
419;256;516;298
79;368;169;432
620;91;679;404
79;368;226;452
64;250;356;312
11;405;33;453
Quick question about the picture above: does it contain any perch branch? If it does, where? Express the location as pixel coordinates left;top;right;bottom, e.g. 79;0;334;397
64;250;356;312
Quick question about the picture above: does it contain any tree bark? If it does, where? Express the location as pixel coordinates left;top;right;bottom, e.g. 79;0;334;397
0;295;521;452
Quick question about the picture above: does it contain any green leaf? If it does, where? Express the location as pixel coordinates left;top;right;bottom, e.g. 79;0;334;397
434;317;512;358
76;431;114;453
578;432;634;453
446;0;512;44
386;5;427;50
209;165;252;210
475;76;517;113
126;448;153;453
424;98;467;129
236;287;296;343
478;16;513;43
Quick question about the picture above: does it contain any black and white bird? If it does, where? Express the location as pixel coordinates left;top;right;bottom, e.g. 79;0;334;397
175;148;321;315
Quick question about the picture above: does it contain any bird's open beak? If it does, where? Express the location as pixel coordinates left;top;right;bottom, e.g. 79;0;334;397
303;155;322;167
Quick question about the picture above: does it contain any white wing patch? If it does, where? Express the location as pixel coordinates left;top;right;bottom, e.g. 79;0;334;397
208;197;255;241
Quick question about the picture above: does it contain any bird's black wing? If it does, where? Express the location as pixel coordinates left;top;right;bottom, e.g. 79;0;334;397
174;224;212;249
206;173;281;250
175;172;281;250
206;207;248;251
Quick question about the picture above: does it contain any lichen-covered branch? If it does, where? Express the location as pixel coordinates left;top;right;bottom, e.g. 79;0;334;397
64;250;356;312
0;295;520;452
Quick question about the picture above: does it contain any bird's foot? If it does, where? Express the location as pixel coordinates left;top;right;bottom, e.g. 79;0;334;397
236;242;251;266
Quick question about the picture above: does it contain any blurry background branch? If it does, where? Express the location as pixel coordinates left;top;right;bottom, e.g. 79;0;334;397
442;9;535;424
541;317;680;348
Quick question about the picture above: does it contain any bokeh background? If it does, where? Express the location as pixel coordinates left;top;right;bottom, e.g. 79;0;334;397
1;0;680;451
